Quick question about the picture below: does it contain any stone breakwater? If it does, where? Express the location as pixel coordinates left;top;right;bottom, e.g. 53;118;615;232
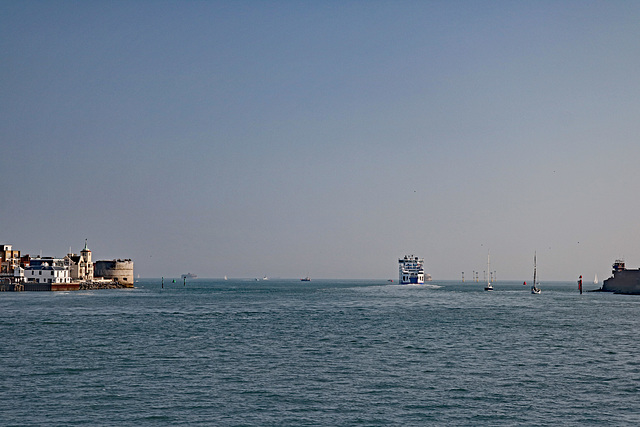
79;281;131;290
0;279;134;292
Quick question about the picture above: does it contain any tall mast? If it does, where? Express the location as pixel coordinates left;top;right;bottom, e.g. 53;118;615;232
487;252;491;285
533;251;537;286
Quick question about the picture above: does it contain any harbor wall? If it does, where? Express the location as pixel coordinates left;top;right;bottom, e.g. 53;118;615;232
24;283;51;291
51;283;80;291
94;259;134;287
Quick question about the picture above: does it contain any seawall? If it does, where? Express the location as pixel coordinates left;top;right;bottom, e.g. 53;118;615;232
1;280;129;292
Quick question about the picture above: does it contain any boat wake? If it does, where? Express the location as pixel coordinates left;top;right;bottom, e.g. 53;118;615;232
393;283;441;289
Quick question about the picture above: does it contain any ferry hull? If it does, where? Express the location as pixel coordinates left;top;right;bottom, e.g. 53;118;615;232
400;277;425;285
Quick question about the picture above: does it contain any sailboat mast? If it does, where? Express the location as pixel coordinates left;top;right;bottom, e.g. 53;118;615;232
533;252;537;286
487;252;491;285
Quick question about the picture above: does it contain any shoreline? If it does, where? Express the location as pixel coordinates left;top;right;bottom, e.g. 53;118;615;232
0;280;133;292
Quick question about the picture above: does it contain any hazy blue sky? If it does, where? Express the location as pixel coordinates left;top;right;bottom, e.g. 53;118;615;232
2;1;640;280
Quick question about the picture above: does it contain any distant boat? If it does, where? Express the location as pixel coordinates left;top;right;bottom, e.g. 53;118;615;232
484;253;493;291
301;276;311;282
594;273;599;285
531;252;541;294
181;273;197;279
224;276;228;281
263;276;269;281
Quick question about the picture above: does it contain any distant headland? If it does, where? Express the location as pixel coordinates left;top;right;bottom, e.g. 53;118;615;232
0;241;133;292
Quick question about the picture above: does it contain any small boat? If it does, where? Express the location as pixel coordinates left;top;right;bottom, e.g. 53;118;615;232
484;253;493;291
531;252;541;294
594;273;598;285
301;276;311;282
263;276;269;281
181;273;197;279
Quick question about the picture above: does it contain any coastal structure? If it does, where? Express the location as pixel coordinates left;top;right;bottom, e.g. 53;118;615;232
94;259;134;287
601;260;640;294
398;255;426;284
65;240;94;281
0;242;133;291
24;262;71;284
0;245;21;275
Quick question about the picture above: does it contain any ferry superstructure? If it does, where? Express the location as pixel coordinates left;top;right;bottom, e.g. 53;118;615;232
398;255;425;284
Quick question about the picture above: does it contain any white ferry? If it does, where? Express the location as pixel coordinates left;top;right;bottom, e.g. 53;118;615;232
398;255;426;284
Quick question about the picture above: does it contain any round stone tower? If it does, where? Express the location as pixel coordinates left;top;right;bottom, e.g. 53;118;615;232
94;259;134;287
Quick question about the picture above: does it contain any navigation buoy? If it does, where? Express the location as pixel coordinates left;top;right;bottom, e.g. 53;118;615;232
578;275;582;295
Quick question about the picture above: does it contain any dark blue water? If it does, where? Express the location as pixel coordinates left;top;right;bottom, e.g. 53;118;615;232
2;279;640;426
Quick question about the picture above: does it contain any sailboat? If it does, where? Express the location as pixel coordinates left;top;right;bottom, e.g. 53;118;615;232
531;252;541;294
484;253;493;291
594;274;599;285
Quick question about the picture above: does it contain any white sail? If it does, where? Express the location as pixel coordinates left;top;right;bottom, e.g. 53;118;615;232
484;252;493;291
594;274;598;285
531;251;541;294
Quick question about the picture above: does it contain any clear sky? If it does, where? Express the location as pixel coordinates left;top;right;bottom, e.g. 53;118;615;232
2;1;640;281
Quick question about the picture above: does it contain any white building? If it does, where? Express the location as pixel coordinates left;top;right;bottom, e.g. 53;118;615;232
13;266;24;282
24;263;70;284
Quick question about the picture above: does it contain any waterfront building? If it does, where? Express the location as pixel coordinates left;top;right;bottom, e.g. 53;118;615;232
24;262;71;284
13;266;25;281
65;240;94;281
0;244;21;275
30;257;67;268
1;241;132;290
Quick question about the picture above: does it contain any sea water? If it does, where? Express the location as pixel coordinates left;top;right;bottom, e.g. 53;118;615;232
1;279;640;426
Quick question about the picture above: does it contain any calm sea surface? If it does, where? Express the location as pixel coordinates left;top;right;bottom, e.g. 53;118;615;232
2;279;640;426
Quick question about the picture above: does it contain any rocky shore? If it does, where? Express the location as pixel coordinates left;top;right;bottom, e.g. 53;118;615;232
79;281;131;290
